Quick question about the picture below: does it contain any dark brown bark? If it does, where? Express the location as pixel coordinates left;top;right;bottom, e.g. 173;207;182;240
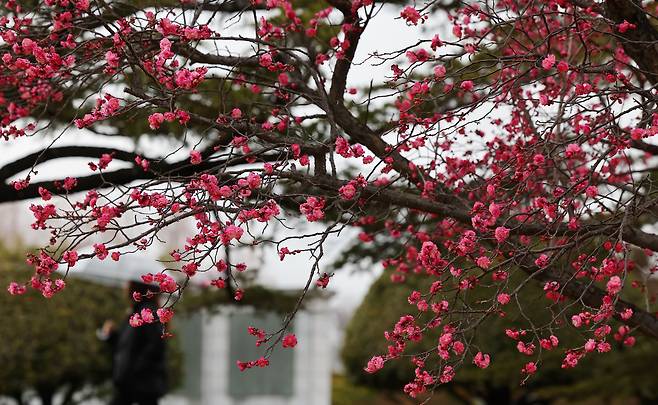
605;0;658;85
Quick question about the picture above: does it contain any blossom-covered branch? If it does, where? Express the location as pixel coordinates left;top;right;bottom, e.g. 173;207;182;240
3;0;658;397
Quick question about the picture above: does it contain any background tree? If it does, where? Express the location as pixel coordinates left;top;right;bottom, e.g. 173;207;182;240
3;0;658;396
0;242;183;405
343;270;658;404
0;243;124;405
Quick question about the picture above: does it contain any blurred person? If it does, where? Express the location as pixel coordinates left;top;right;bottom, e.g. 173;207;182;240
99;281;168;405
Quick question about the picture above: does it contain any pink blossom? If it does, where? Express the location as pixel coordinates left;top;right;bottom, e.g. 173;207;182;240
439;366;455;383
562;352;581;369
452;24;462;39
565;143;582;158
365;356;385;373
606;275;622;295
148;113;165;130
473;352;490;369
541;54;556;70
30;204;56;230
135;156;150;171
300;197;325;222
584;339;596;352
452;340;465;354
631;128;646;140
98;153;113;170
439;332;453;348
339;184;357;200
157;308;174;323
63;250;78;267
400;7;422;25
618;20;636;33
12;178;30;191
434;65;446;78
620;308;633;320
94;243;108;260
419;241;443;270
557;61;569;73
534;254;549;268
222;224;244;244
141;308;155;323
540;335;559;350
7;282;26;295
190;150;202;165
516;341;535;355
157;275;178;293
489;202;501;218
282;334;297;348
129;313;144;327
505;329;521;340
522;362;537;374
259;53;273;67
173;67;207;89
476;256;491;269
497;293;510;305
316;273;331;289
38;187;52;201
176;109;190;124
494;226;510;243
278;73;289;86
431;35;444;50
76;0;90;11
62;177;77;191
182;263;198;276
105;51;119;68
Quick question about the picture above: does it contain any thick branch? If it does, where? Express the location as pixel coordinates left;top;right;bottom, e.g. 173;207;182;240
0;150;281;203
327;0;363;103
630;140;658;155
286;173;658;256
331;103;427;184
78;0;264;30
0;146;139;181
528;262;658;339
605;0;658;85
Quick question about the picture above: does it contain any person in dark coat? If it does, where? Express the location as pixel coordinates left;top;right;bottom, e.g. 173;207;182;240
100;281;168;405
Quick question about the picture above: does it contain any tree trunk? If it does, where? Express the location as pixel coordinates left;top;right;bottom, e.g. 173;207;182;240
10;393;24;405
37;388;54;405
60;384;77;405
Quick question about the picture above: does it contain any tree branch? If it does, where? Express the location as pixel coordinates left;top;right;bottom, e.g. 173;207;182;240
0;146;139;181
605;0;658;85
528;261;658;339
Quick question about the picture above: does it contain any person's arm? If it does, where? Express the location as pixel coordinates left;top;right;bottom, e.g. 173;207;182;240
97;320;118;348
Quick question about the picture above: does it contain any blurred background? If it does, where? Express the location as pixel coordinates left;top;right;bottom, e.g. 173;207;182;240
1;200;658;405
